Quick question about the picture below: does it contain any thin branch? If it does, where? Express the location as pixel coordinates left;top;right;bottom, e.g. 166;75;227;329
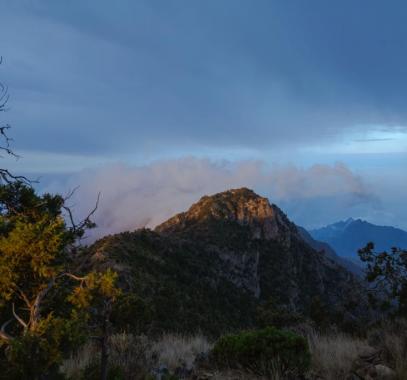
30;278;57;328
15;284;31;309
0;168;32;185
64;186;80;202
12;303;28;329
0;125;19;158
63;192;100;236
63;204;76;233
61;272;87;282
0;57;33;184
0;319;13;342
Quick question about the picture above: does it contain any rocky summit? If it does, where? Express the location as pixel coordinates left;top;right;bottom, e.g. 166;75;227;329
156;188;297;243
89;188;368;335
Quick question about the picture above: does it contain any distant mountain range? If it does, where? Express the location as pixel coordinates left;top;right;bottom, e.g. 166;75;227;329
87;188;368;335
309;218;407;264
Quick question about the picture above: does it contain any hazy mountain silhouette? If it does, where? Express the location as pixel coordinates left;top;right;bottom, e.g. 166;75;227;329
310;218;407;263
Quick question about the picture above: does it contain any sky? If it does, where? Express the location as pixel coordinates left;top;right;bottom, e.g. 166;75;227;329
0;0;406;237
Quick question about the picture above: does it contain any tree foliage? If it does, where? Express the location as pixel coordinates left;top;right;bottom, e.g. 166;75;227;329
69;269;121;380
0;182;118;379
359;242;407;317
0;57;120;379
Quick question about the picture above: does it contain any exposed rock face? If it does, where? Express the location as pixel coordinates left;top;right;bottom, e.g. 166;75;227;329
89;188;369;335
156;188;297;243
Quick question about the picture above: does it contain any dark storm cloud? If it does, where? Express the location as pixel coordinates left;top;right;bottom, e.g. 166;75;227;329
1;0;407;155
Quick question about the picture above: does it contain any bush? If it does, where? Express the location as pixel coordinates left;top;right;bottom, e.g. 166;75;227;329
211;326;310;376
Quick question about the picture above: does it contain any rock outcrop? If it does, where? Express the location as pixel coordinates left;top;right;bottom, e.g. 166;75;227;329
156;188;297;243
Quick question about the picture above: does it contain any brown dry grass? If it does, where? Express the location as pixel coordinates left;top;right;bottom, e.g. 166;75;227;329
61;334;151;379
307;330;371;380
368;319;407;379
61;332;211;379
150;333;212;372
61;321;407;380
60;341;98;379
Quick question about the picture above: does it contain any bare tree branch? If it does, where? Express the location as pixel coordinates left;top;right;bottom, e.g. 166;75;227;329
0;56;33;185
60;272;88;290
0;319;13;342
0;168;31;185
64;186;80;202
14;285;32;309
12;303;28;329
30;278;57;330
63;191;100;238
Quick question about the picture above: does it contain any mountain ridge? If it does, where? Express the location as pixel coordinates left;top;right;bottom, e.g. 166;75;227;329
88;188;369;335
310;218;407;261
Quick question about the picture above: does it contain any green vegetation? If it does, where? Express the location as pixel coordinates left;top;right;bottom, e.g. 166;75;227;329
359;242;407;317
0;182;120;379
212;326;311;376
90;230;257;336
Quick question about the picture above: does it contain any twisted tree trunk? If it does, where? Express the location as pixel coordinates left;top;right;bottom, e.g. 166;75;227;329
100;317;109;380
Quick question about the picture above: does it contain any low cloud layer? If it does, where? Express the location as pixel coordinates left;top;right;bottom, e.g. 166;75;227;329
44;158;382;240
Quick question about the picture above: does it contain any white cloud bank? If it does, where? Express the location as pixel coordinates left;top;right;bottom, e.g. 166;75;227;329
43;158;384;241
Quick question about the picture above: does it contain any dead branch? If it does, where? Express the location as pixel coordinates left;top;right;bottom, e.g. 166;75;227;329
63;192;100;237
15;285;31;309
0;125;19;159
61;273;87;281
64;186;80;202
0;56;32;184
12;303;28;329
30;278;57;330
0;168;31;185
0;319;13;342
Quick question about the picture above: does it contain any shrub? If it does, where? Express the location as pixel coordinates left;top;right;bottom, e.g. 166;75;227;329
211;326;310;376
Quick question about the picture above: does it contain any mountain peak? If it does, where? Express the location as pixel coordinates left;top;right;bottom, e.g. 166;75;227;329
155;188;296;241
189;187;273;221
310;218;407;260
